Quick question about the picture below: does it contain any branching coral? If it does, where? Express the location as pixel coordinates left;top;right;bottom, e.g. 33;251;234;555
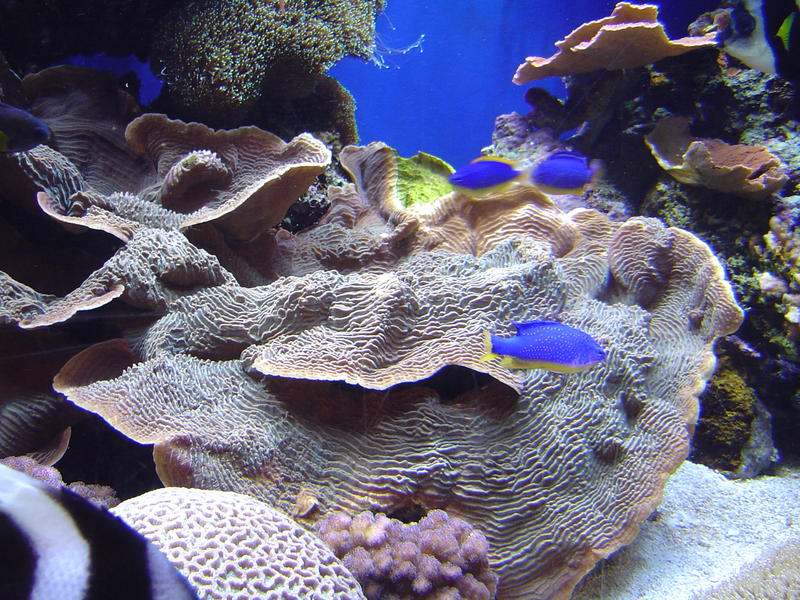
316;509;498;600
0;455;120;508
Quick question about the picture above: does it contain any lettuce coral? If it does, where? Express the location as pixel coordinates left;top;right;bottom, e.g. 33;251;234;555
1;67;744;600
513;2;715;85
644;116;788;200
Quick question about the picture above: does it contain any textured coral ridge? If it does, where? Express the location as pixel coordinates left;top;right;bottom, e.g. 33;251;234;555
45;138;743;600
513;2;716;85
111;487;366;600
316;510;498;600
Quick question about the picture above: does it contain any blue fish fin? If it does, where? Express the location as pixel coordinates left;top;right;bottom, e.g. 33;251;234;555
512;320;558;336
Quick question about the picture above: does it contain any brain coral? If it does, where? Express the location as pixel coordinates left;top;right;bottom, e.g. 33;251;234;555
153;0;385;124
111;487;366;600
316;509;498;600
1;70;743;600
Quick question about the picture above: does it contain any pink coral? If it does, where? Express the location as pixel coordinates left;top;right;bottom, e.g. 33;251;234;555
316;509;498;600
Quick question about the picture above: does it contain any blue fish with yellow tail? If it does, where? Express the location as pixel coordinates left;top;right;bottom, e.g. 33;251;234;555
530;150;601;195
481;320;606;372
0;102;51;153
448;156;525;197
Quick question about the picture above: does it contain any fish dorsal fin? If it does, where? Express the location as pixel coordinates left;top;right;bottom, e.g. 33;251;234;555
512;320;559;335
546;150;586;162
471;155;517;166
777;11;797;51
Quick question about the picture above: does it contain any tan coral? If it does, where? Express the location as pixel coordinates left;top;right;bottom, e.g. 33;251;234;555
644;116;787;200
111;487;366;600
126;114;332;242
513;2;716;85
53;142;742;600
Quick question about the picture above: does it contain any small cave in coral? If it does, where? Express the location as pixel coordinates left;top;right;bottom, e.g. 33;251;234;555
265;365;518;432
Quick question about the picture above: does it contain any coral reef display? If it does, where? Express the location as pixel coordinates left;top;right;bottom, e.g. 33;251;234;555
316;509;498;600
3;2;800;599
497;2;800;470
0;61;743;599
112;487;366;600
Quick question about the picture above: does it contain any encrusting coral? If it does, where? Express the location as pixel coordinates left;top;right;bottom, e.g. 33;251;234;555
3;66;744;600
644;116;787;200
513;2;715;85
316;509;498;600
111;487;366;600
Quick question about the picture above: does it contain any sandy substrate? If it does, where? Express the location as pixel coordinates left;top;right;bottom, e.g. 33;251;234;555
572;460;800;600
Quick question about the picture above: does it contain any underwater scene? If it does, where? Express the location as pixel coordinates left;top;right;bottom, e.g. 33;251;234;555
1;0;800;599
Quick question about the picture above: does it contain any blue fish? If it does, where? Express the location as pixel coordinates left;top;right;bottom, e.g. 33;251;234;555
448;156;525;197
481;320;606;372
530;150;601;195
0;102;52;153
0;463;198;600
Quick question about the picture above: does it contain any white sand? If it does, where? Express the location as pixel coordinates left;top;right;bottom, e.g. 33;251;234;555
572;460;800;600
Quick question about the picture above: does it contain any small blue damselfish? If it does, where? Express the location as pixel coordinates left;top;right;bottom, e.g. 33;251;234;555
481;320;606;372
448;156;524;197
530;150;601;195
0;102;51;153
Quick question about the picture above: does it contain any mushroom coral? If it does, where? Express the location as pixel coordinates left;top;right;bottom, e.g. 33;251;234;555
1;73;743;600
513;2;716;85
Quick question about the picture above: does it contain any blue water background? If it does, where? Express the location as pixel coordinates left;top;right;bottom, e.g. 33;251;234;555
331;0;719;166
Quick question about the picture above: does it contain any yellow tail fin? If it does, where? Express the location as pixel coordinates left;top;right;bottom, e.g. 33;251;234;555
480;331;496;361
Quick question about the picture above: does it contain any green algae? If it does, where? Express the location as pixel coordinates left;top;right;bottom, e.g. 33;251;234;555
395;151;454;210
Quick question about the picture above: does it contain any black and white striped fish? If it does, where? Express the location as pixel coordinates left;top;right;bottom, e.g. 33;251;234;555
692;0;800;83
0;464;197;600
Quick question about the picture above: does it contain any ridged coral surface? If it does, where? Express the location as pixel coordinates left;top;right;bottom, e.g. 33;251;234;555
111;487;365;600
513;3;715;85
1;69;744;600
50;143;740;600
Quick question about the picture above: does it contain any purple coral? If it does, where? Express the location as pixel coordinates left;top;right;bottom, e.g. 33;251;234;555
315;509;499;600
0;455;119;508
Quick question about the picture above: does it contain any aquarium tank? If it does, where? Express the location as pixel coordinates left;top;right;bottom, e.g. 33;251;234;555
1;1;799;599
